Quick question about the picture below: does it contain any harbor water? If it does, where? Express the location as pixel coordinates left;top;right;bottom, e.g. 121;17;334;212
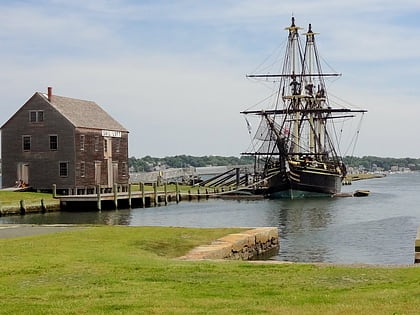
1;172;420;265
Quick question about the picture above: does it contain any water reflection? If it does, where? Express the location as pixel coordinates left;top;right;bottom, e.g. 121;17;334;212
271;199;336;262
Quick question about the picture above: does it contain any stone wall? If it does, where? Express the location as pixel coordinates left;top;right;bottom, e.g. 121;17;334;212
179;227;279;260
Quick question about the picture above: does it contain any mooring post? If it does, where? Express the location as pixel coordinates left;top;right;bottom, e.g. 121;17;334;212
19;200;25;215
97;184;102;211
188;189;192;201
141;182;145;208
41;199;46;213
153;182;158;206
164;182;168;205
128;183;132;208
113;183;118;210
197;188;200;200
52;184;57;198
176;182;180;203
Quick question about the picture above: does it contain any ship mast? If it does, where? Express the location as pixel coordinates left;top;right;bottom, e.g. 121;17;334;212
242;17;366;163
286;17;303;159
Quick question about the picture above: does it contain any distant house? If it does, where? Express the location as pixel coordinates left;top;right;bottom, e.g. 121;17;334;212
1;87;129;192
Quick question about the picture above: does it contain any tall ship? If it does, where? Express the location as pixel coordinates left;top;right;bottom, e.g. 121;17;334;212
241;17;366;198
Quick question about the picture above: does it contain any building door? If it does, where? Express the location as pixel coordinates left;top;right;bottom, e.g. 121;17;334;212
17;163;29;186
95;161;101;185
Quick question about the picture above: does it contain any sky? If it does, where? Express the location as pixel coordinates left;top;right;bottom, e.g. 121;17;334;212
0;0;419;158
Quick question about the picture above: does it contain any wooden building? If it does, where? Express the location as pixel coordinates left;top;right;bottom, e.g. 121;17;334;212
1;87;129;192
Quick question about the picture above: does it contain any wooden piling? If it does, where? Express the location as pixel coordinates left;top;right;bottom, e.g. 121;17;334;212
52;184;57;198
128;183;132;208
415;226;420;264
19;200;25;215
97;185;102;211
113;183;118;210
164;182;168;205
153;182;158;206
176;182;180;203
140;182;145;207
41;199;46;213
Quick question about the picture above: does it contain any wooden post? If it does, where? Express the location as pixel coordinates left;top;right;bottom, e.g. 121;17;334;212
197;188;200;200
141;182;145;208
188;189;191;201
97;184;102;211
52;184;57;198
153;182;158;206
176;182;180;203
236;167;240;189
20;200;25;215
164;182;168;206
113;183;118;210
128;183;132;208
41;199;46;213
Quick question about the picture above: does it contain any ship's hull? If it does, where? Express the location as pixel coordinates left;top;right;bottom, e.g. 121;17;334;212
267;163;343;199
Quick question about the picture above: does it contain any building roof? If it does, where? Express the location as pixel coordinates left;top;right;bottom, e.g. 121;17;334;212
39;92;128;132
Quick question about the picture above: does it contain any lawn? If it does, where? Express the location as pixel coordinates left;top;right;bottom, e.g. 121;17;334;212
0;191;57;207
0;225;419;314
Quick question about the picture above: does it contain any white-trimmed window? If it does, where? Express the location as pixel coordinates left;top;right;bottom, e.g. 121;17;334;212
121;162;127;177
29;110;44;122
80;161;85;177
114;138;120;153
80;135;85;151
22;135;31;151
49;135;58;150
59;161;69;177
94;136;100;151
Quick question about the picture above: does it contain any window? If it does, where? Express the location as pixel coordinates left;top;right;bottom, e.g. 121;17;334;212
29;110;44;122
59;162;68;177
121;162;127;177
104;138;108;153
94;136;100;151
80;135;85;151
114;138;120;153
49;135;58;150
80;161;85;177
22;136;31;151
30;111;37;122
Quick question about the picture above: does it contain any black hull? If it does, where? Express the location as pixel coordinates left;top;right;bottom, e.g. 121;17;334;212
267;164;342;199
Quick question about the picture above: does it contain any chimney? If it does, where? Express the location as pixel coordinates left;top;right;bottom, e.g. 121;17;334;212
47;86;52;101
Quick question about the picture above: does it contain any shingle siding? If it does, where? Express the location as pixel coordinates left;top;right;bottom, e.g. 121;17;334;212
1;90;129;190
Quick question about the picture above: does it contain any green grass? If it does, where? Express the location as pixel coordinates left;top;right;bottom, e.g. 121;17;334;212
0;191;57;207
0;226;419;314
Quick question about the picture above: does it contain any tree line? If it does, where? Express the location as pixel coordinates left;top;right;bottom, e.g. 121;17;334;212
342;156;420;171
128;155;420;172
128;155;254;172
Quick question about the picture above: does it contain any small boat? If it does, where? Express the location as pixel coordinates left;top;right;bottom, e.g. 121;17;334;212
353;190;370;197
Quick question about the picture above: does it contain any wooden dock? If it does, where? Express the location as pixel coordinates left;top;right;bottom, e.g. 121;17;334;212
54;183;257;211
